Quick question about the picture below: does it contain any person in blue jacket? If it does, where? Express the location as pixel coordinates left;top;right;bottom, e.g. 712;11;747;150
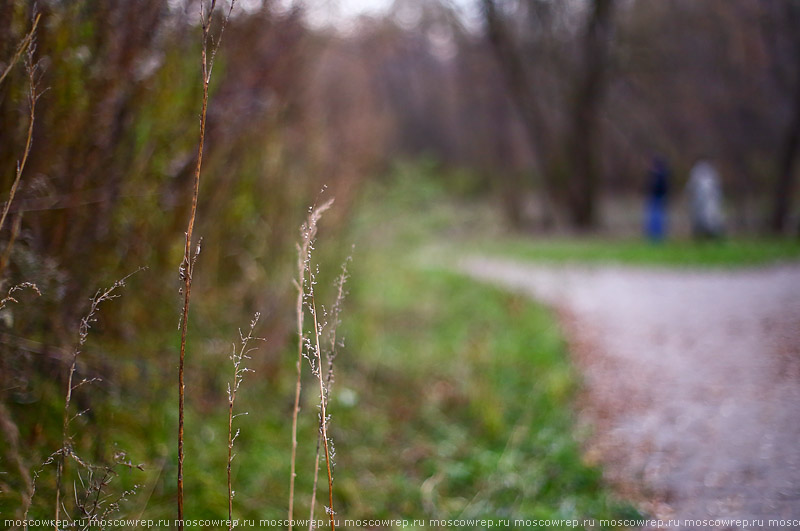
645;156;670;241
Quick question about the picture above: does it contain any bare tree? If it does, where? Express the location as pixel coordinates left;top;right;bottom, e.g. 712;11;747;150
482;0;616;229
565;0;615;228
762;0;800;234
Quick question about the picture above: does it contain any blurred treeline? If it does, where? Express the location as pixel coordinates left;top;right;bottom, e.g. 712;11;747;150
0;0;799;518
1;0;799;326
343;0;800;232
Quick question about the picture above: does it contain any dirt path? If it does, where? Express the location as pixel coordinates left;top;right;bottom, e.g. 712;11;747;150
460;257;800;528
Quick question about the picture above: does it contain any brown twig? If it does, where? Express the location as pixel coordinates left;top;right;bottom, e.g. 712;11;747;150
289;199;333;530
177;2;235;527
0;13;40;88
310;294;335;530
0;12;42;257
0;212;22;276
309;256;351;528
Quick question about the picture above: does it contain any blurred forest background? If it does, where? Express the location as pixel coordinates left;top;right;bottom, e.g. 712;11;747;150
1;0;799;527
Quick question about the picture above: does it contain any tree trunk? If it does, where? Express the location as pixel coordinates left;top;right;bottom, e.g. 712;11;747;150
566;0;615;229
483;0;615;230
771;69;800;234
482;0;556;228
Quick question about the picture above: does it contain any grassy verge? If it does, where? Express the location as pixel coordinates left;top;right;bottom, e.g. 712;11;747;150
6;170;640;529
460;237;800;269
325;175;640;527
333;255;639;527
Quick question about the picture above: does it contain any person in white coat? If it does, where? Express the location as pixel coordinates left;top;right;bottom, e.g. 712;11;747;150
687;160;725;238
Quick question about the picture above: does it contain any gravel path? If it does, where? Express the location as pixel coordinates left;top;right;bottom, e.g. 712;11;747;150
460;257;800;528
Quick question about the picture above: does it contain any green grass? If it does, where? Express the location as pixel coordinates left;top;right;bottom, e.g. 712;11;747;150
325;174;641;527
377;161;800;269
459;236;800;268
333;250;639;528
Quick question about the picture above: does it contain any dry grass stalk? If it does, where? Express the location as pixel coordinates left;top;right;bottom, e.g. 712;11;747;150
0;12;43;267
0;279;40;515
31;448;141;530
0;23;44;516
288;198;333;530
74;451;143;531
0;281;41;310
227;312;261;530
0;12;40;88
0;212;23;275
23;450;60;531
54;269;142;529
176;2;235;526
308;256;351;529
309;294;334;530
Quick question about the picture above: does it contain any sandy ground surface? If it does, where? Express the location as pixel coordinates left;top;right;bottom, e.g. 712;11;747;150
460;257;800;529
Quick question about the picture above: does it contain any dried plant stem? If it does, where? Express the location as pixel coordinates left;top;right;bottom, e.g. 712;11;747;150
288;261;304;530
227;313;260;530
227;399;235;526
0;13;40;88
0;70;34;235
0;28;41;515
309;258;350;528
288;199;333;530
310;296;335;530
177;2;235;526
0;281;41;310
24;451;60;531
0;212;22;276
0;14;41;248
309;438;322;527
54;270;140;529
